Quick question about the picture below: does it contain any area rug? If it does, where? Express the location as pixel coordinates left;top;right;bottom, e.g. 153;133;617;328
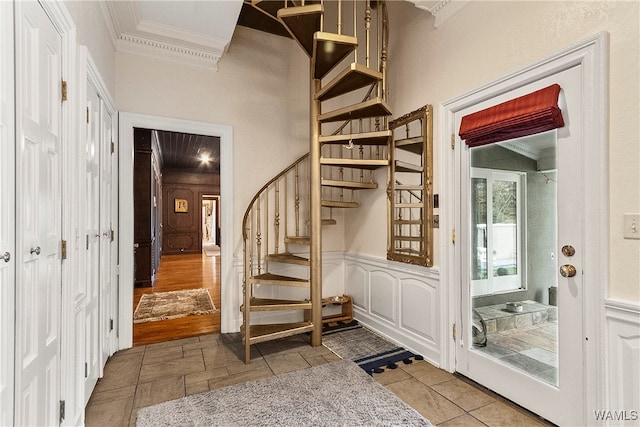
133;289;216;324
135;360;433;426
323;321;423;375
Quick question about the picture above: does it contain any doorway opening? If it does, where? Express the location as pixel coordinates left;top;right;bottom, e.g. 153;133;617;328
131;128;222;346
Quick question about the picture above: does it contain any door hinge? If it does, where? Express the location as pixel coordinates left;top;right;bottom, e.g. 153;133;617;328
109;318;114;331
86;106;89;124
84;362;88;378
59;400;65;423
111;141;115;154
452;229;456;245
61;81;67;102
111;229;115;242
86;235;89;250
61;240;67;260
452;323;457;341
451;134;455;150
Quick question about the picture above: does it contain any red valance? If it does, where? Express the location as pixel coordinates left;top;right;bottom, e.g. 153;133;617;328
459;84;564;147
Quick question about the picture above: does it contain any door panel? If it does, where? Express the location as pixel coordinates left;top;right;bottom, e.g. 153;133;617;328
84;79;101;403
456;65;584;425
0;2;15;424
15;1;62;425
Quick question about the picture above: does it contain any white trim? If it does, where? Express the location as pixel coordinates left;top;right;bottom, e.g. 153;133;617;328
441;32;609;424
117;113;233;348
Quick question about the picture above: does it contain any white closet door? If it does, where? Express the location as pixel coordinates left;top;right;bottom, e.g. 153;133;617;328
0;1;15;425
15;1;63;425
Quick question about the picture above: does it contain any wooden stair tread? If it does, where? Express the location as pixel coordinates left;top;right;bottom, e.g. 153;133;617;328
316;63;381;101
321;158;387;170
322;179;378;190
249;273;310;287
285;236;311;245
394;202;423;208
242;298;312;311
266;253;310;266
322;218;337;225
318;98;391;123
320;130;391;146
395;184;424;191
277;4;323;56
245;323;314;345
395;135;424;154
322;200;359;208
395;160;423;173
393;236;423;242
312;32;358;80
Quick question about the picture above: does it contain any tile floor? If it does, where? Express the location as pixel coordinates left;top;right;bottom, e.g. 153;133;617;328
86;333;554;426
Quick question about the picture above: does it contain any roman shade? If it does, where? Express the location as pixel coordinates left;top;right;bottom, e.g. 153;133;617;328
459;84;564;147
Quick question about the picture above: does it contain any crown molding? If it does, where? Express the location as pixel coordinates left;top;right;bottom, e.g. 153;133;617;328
408;0;469;28
117;33;220;71
136;19;229;56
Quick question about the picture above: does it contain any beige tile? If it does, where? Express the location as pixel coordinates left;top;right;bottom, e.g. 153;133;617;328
202;345;245;369
108;346;145;364
226;357;269;375
322;352;342;362
303;354;332;367
183;348;204;359
85;396;133;427
183;339;219;352
87;385;136;406
264;351;310;375
133;375;185;408
199;333;220;342
138;354;204;383
186;380;210;396
470;401;545;427
431;379;496;411
438;413;488;426
254;335;309;357
385;378;465;425
142;345;184;365
93;358;142;393
184;366;229;385
209;367;273;390
409;362;457;386
373;366;411;385
145;336;200;350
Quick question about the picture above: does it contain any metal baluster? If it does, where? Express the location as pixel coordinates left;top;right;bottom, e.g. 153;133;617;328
337;0;342;35
275;180;280;255
365;1;371;68
256;199;262;274
295;163;300;237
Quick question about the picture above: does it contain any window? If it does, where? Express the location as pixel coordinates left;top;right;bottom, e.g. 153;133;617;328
470;168;525;296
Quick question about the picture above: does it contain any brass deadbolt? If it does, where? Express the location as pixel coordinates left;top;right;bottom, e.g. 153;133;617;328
561;245;575;257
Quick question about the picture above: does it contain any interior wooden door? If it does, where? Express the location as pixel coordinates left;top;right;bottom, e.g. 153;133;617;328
14;1;63;424
0;1;15;425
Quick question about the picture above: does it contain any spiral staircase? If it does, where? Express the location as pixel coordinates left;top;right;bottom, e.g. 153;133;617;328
241;0;391;363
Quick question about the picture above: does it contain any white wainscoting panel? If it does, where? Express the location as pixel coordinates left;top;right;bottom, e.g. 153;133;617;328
345;253;441;365
605;299;640;421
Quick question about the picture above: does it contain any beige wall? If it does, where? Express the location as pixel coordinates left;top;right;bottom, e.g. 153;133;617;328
115;26;311;258
64;0;116;94
347;1;638;301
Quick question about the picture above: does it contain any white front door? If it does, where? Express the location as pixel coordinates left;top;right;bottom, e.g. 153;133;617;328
15;1;63;425
0;2;15;425
454;65;585;425
84;79;101;403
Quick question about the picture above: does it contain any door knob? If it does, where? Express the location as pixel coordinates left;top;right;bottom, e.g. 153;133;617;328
1;252;10;263
560;264;576;277
30;246;41;255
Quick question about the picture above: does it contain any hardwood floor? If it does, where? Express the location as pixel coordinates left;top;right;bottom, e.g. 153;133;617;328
133;251;221;346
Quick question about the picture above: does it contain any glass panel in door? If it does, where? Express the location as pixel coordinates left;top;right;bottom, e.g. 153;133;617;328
469;132;558;386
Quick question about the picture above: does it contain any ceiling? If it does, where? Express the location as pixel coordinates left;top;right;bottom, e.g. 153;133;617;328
155;130;220;172
104;1;461;170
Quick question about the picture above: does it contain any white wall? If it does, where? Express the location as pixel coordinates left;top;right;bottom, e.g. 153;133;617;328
347;1;639;302
116;26;311;260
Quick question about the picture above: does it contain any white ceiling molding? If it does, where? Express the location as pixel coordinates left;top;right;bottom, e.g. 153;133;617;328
101;0;242;70
408;0;469;28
